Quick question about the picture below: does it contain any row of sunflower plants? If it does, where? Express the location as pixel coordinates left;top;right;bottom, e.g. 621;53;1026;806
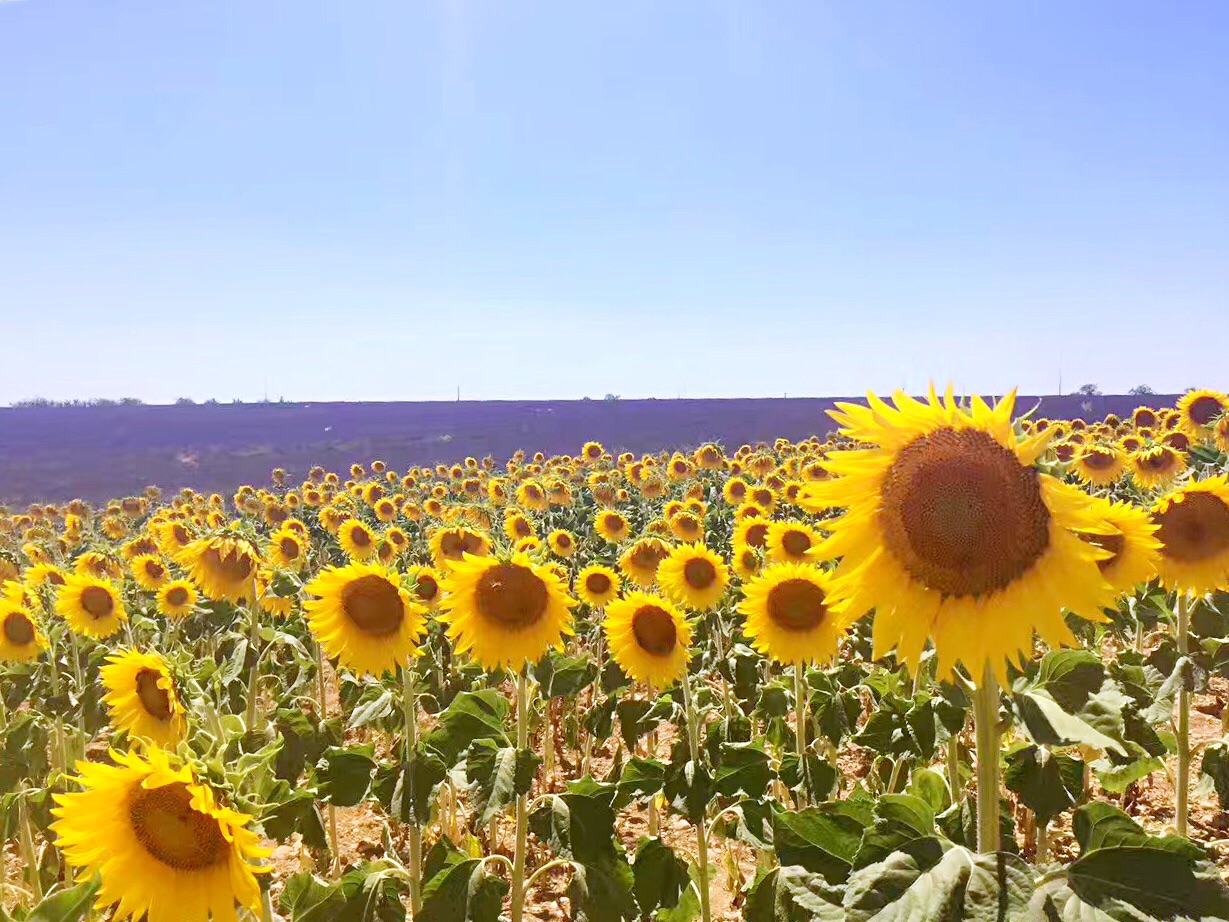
1;388;1229;920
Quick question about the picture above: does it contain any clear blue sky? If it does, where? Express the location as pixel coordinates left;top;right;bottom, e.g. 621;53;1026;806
2;1;1226;404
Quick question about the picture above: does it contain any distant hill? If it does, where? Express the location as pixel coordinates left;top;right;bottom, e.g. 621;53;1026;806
0;394;1178;505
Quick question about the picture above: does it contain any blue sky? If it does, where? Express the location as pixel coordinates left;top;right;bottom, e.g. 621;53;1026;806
1;1;1226;404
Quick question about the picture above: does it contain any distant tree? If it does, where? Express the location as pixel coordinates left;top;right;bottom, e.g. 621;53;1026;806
175;397;196;405
204;398;220;406
1076;383;1102;397
118;397;144;406
604;393;621;402
12;397;51;407
1128;384;1156;396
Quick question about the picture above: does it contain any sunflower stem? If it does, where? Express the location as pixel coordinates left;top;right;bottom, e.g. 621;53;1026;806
244;588;263;731
1176;592;1191;838
511;667;531;922
682;673;713;922
401;662;422;916
972;664;1001;854
18;794;42;901
946;727;963;806
316;641;341;878
794;663;808;806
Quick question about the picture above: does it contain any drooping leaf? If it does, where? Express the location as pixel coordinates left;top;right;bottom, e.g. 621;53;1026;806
25;877;102;922
466;741;540;827
632;838;693;920
713;742;771;800
744;865;844;922
773;803;869;884
316;744;376;807
1003;744;1084;825
417;856;507;922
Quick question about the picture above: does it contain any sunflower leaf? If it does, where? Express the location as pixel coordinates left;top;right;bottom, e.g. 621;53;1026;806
24;877;102;922
744;864;845;922
465;741;539;828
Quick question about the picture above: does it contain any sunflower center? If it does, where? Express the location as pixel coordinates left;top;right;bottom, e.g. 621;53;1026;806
1082;450;1116;471
81;586;115;619
1139;450;1176;473
514;519;532;538
766;578;827;631
341;575;405;636
3;612;34;645
556;534;572;548
129;783;228;871
279;537;300;558
1189;396;1224;426
476;564;549;630
203;546;254;583
172;524;191;546
744;523;769;548
781;530;812;557
603;514;623;532
880;428;1051;598
350;526;372;547
1080;531;1126;574
166;586;190;607
586;572;612;595
145;561;165;578
416;573;439;601
683;558;717;590
632;605;678;655
135;668;174;721
1155;493;1229;563
630;543;668;571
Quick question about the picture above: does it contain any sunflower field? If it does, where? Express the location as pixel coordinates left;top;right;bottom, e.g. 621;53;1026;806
4;387;1229;922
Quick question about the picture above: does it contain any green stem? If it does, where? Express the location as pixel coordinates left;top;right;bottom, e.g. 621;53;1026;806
971;663;1001;854
402;662;422;916
511;668;531;922
19;794;42;901
316;642;340;878
244;590;263;730
682;674;712;922
946;729;963;806
1176;592;1190;838
794;663;808;806
1036;816;1049;865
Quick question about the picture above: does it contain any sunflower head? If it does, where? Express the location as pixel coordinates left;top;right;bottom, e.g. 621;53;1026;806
1130;445;1186;491
595;510;630;544
1079;497;1160;593
656;542;730;611
56;574;128;639
100;649;187;746
1071;443;1125;486
618;538;672;589
800;388;1115;683
765;520;823;564
304;562;428;676
429;526;492;569
157;579;198;619
1151;476;1229;595
576;564;620;608
603;592;691;688
548;529;577;558
1177;389;1228;439
131;553;170;590
52;746;270;922
0;601;47;662
439;553;575;672
179;535;261;603
738;562;848;665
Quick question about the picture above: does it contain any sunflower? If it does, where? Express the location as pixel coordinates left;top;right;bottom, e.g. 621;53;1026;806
668;512;704;543
576;564;620;608
178;535;261;603
732;544;763;580
516;481;549;512
656;543;730;611
1151;476;1229;594
1176;389;1228;440
268;529;307;570
603;592;691;687
337;518;378;561
618;537;672;588
52;746;270;922
439;553;575;671
406;565;443;609
733;518;770;550
582;441;605;462
1080;498;1161;594
429;526;492;569
76;550;123;580
1071;443;1125;486
800;388;1115;682
1130;445;1186;491
548;529;577;558
100;649;186;746
157;579;198;618
1214;416;1229;454
765;520;823;564
304;562;428;676
595;510;631;544
504;511;537;543
0;601;47;662
1132;407;1158;429
56;574;128;639
131;553;170;590
25;562;67;589
738;562;847;665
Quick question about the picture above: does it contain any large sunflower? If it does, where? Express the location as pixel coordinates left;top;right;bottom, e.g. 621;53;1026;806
100;649;187;746
800;389;1115;682
595;510;631;544
303;562;428;676
178;535;261;603
56;574;128;639
618;537;672;588
1079;498;1161;594
337;518;378;561
1151;476;1229;594
1129;445;1186;491
576;564;621;608
157;579;198;619
1176;389;1228;440
656;542;730;611
439;552;575;671
738;562;847;665
52;746;270;922
130;553;170;590
603;592;691;687
0;601;47;662
429;526;492;569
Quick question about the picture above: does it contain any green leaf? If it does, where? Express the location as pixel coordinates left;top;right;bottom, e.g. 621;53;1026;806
1072;802;1203;859
713;742;771;800
262;790;329;852
780;751;838;803
466;741;540;827
843;845;1035;922
853;793;937;869
348;689;396;729
1093;755;1164;795
854;695;938;760
1142;655;1193;726
1199;742;1229;810
1035;848;1229;920
663;758;714;825
1034;649;1106;712
569;857;638;922
422;690;510;764
773;804;869;884
418;857;507;922
1014;690;1126;756
744;865;844;922
1003;744;1084;825
371;746;448;825
936;796;1017;854
632;838;692;918
712;797;777;851
280;861;408;922
538;652;598;699
316;744;376;807
529;793;621;866
25;877;102;922
905;767;951;815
